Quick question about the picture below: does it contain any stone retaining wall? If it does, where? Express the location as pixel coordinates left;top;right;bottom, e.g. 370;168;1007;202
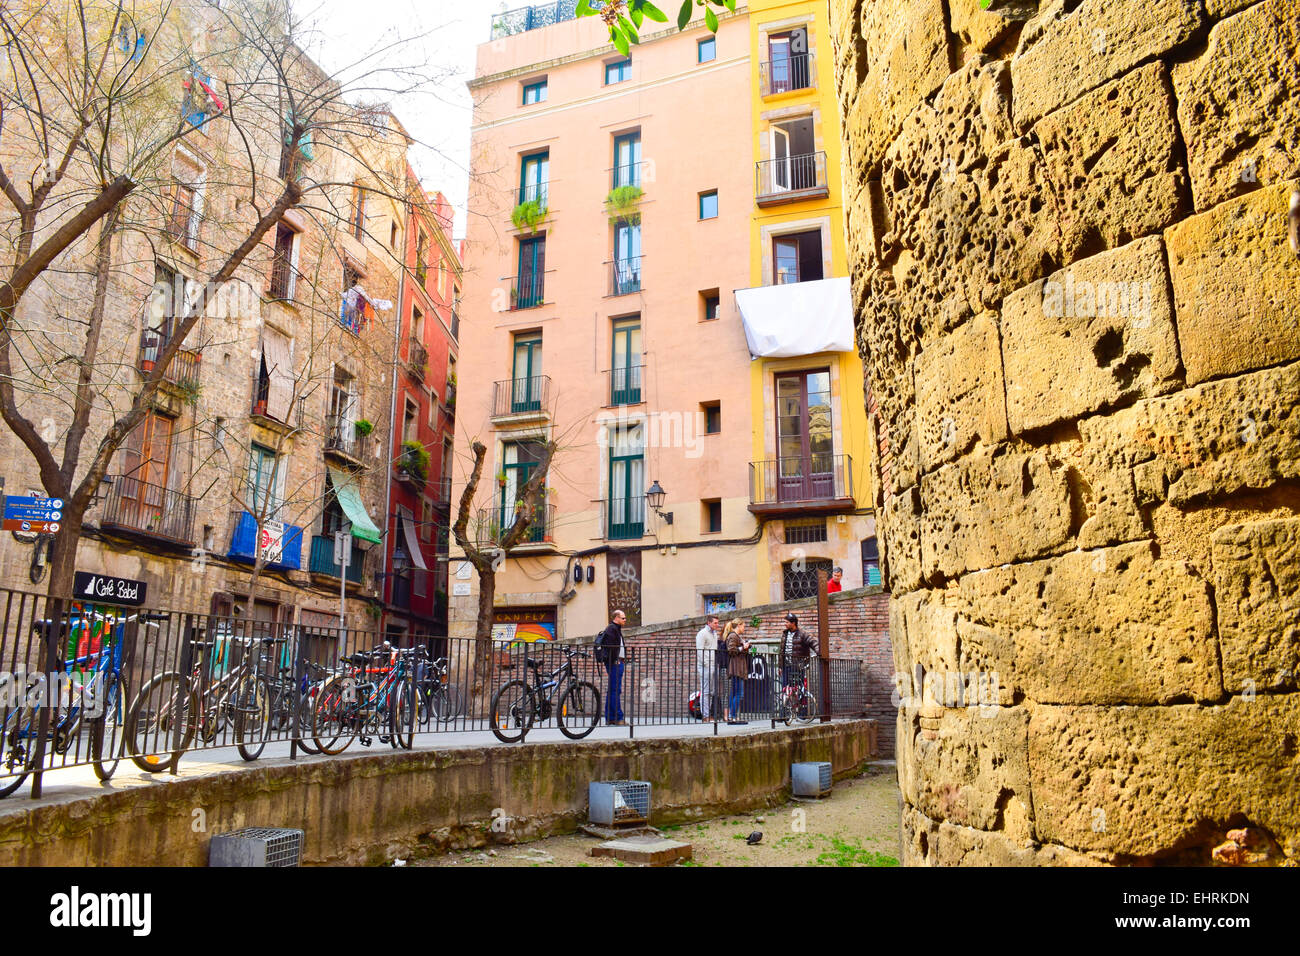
830;0;1299;864
0;721;877;866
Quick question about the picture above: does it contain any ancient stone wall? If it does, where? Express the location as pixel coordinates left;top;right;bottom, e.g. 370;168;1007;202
829;0;1299;864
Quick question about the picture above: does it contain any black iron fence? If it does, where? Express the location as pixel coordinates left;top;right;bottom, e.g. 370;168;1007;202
0;585;870;799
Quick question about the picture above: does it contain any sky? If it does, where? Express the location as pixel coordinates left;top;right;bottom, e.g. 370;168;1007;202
294;0;502;241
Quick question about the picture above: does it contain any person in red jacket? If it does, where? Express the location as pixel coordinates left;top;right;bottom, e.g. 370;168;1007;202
826;566;844;593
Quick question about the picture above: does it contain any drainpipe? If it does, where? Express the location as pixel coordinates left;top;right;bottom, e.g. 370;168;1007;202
381;216;407;638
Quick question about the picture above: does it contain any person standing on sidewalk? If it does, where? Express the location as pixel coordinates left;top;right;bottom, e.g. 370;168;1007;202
695;614;721;720
723;618;752;725
598;609;628;725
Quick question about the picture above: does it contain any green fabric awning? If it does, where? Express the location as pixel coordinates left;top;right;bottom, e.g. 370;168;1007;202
328;466;382;544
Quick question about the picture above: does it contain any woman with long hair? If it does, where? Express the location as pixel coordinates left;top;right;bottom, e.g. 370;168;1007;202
722;618;751;725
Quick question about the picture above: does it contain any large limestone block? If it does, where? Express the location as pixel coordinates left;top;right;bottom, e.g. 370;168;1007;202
1030;696;1300;860
1164;180;1300;385
1172;0;1300;211
953;542;1221;705
845;0;951;177
1010;0;1203;128
1079;361;1300;507
901;805;1099;866
965;138;1061;312
948;0;1026;56
916;312;1009;469
1001;236;1180;434
898;704;1032;834
1213;517;1300;694
919;445;1072;580
1035;63;1190;264
882;485;923;593
859;268;921;493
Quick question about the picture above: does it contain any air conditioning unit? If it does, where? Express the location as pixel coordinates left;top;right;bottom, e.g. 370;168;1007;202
589;780;651;827
209;827;304;867
791;761;832;798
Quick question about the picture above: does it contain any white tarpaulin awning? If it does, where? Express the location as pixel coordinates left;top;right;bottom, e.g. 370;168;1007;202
397;505;428;570
735;276;854;358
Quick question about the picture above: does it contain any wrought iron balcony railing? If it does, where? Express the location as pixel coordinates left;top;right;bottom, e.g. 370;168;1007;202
324;416;367;461
606;364;644;406
758;53;815;96
601;495;646;541
517;182;549;207
99;475;198;547
748;454;854;514
477;500;556;547
409;341;429;380
490;1;591;39
491;375;551;419
509;271;545;310
309;534;365;584
755;151;829;205
607;256;642;297
139;328;201;391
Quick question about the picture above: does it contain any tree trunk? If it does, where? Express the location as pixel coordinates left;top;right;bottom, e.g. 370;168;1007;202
45;508;84;602
471;568;496;709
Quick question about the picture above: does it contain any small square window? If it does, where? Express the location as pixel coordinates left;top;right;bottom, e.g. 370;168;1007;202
701;289;720;321
605;58;632;85
698;37;716;63
699;190;719;220
703;499;722;534
522;79;547;105
701;401;721;434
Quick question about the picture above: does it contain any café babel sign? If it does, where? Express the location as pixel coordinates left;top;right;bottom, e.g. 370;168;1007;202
73;571;148;608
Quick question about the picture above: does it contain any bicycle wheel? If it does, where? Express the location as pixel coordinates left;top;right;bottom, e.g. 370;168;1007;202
294;692;320;754
312;677;356;756
0;707;40;799
439;684;465;722
92;673;129;782
388;677;417;750
557;681;601;740
489;680;534;743
126;673;197;773
792;688;817;725
234;676;272;761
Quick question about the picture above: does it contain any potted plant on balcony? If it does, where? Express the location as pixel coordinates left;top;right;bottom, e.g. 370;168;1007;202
354;418;374;438
399;440;430;484
510;198;549;234
604;184;644;225
495;469;507;488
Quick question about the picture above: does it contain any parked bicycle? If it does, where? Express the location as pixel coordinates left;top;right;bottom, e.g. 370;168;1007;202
490;645;601;743
777;660;818;726
311;643;419;755
126;634;282;772
414;650;463;725
0;608;162;797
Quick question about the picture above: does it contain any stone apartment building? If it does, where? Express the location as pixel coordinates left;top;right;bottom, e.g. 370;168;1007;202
381;173;462;645
0;1;426;638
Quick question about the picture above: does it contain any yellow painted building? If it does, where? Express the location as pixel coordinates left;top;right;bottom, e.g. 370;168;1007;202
742;0;878;601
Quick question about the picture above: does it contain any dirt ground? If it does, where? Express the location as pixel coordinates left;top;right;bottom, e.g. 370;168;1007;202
415;762;900;868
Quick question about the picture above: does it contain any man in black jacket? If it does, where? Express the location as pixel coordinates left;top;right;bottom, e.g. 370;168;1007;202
597;610;627;725
781;612;819;686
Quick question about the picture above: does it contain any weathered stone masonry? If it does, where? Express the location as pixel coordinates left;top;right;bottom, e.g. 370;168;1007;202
830;0;1299;864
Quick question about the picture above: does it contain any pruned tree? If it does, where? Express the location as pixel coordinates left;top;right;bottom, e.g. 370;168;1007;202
450;437;557;698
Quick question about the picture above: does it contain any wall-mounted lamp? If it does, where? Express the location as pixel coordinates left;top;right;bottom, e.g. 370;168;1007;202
646;480;673;525
573;562;583;585
586;563;595;584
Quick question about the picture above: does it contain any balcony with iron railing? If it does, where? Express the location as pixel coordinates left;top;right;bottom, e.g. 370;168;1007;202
605;364;645;406
490;1;594;39
607;256;642;297
758;53;816;97
490;375;552;423
600;495;646;541
99;475;198;548
477;499;556;549
408;341;429;381
226;509;304;570
517;182;549;208
324;415;368;464
267;252;303;301
139;328;201;392
748;454;855;516
755;151;829;206
450;309;460;341
308;534;366;585
508;271;545;310
430;475;453;511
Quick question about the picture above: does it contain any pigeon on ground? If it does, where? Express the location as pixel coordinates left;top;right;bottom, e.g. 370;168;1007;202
746;831;763;845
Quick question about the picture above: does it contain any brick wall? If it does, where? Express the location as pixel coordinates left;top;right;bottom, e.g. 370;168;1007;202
623;586;895;756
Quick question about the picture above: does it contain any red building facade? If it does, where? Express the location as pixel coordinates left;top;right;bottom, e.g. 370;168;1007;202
383;172;461;641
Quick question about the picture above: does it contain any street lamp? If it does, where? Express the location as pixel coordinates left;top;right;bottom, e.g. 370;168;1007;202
646;480;672;525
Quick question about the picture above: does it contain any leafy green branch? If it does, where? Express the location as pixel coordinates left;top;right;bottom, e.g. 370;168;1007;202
576;0;737;56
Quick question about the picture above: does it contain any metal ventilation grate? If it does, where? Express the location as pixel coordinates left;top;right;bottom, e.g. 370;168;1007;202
791;762;832;797
589;780;651;826
209;827;304;867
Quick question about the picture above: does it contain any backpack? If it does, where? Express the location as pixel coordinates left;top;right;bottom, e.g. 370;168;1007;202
593;627;610;665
